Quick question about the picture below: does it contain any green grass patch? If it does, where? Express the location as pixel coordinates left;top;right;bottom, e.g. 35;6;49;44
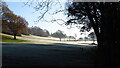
0;33;29;43
2;39;29;43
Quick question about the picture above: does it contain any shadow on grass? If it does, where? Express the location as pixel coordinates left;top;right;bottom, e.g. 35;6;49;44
2;43;96;68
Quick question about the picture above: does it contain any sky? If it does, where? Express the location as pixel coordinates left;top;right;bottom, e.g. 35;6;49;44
4;0;90;39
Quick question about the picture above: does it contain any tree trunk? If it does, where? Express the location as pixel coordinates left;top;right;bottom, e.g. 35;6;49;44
13;34;16;40
59;38;61;41
96;20;120;68
97;40;120;68
84;2;120;68
93;3;120;68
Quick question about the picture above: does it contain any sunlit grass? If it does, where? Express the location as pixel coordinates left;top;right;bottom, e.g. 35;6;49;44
2;39;29;43
0;33;97;46
0;33;29;43
1;34;13;39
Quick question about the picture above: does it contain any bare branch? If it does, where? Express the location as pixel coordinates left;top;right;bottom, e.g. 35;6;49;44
48;9;64;15
23;0;29;6
24;0;77;29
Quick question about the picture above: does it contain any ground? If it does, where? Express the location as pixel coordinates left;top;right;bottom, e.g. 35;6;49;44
2;43;96;68
0;33;97;45
1;33;97;68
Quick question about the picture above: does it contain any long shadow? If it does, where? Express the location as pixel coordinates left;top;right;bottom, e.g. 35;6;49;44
2;43;96;68
2;43;96;47
2;43;52;46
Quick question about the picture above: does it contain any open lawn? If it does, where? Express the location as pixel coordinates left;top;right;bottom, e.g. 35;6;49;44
1;33;97;68
2;43;96;68
2;39;28;43
0;33;29;43
0;33;97;45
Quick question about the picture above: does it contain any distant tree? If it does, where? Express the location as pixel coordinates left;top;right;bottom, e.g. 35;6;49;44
84;37;89;42
78;37;83;41
51;30;66;41
74;33;77;40
28;26;50;37
68;36;76;41
43;29;50;37
1;2;28;39
29;26;42;36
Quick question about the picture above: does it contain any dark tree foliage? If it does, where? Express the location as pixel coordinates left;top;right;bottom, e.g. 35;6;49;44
66;2;120;68
78;37;83;41
28;26;50;37
88;32;96;43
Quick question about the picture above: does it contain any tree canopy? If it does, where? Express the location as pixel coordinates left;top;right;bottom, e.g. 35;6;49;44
1;2;29;39
28;26;50;37
51;30;66;41
66;2;120;68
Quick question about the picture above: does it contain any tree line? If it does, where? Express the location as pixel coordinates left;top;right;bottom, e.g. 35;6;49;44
28;26;50;37
28;26;68;41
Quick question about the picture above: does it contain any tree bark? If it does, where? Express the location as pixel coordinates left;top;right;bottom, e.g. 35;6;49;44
13;34;16;40
59;38;61;41
85;2;120;68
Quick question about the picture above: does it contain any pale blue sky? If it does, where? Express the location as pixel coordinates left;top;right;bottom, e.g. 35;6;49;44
5;1;88;39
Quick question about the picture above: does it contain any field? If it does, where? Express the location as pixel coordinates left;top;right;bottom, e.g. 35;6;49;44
0;33;29;43
1;33;97;68
2;43;96;68
0;33;97;45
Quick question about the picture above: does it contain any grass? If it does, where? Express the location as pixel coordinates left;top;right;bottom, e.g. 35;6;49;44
2;39;28;43
2;43;95;68
0;33;29;43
